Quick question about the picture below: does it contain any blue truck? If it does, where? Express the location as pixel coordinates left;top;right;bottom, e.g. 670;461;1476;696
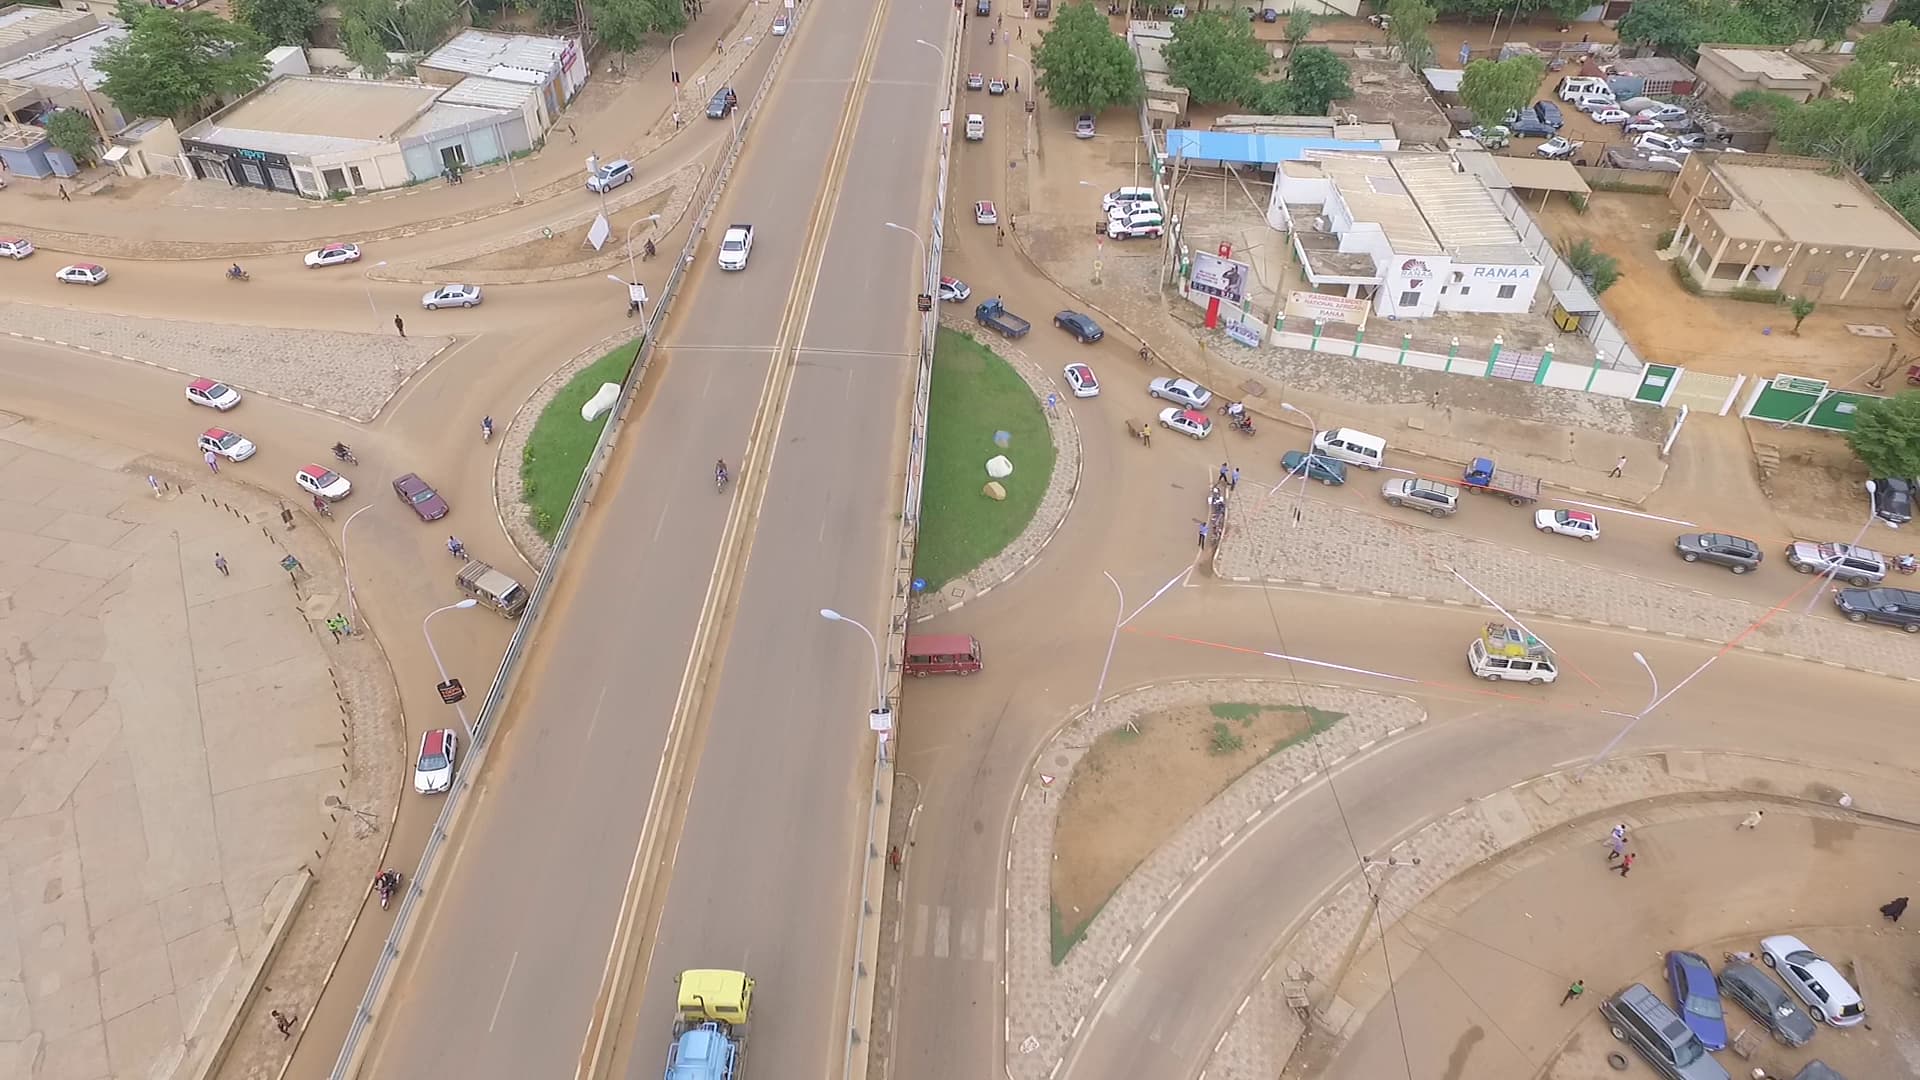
1461;456;1542;506
975;297;1031;339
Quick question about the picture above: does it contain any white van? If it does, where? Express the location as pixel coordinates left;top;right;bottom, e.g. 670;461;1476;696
965;113;985;141
1310;427;1387;469
1102;185;1155;213
1557;76;1609;102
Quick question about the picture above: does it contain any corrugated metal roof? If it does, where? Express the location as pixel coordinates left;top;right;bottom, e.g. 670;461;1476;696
1318;153;1442;255
1391;154;1532;264
0;6;92;51
422;29;566;83
399;101;508;140
0;24;125;90
1167;129;1383;165
440;76;535;111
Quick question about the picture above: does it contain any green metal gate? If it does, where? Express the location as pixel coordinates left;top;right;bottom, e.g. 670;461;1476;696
1635;364;1677;404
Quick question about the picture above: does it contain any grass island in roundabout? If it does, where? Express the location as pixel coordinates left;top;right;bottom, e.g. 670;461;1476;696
519;342;641;537
914;327;1058;592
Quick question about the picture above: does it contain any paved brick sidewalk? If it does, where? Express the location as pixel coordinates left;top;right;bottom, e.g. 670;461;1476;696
909;322;1082;621
1004;679;1425;1080
1212;496;1919;681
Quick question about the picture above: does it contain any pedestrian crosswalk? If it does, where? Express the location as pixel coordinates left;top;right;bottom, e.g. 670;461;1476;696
907;903;999;963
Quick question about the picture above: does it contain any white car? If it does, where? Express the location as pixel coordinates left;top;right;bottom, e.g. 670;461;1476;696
1636;133;1689;156
198;427;256;462
421;283;483;309
974;200;997;225
1534;508;1599;541
1760;935;1865;1026
717;224;754;270
771;11;789;33
938;275;971;302
414;728;457;794
1064;363;1100;398
304;243;361;269
1536;137;1576;159
295;463;352;501
186;378;242;411
1623;117;1665;135
1158;407;1211;439
55;263;109;285
0;236;34;259
1148;376;1212;410
1589;108;1631;125
1570;93;1614;114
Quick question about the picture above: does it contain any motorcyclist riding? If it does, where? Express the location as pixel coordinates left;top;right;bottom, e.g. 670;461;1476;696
715;459;729;487
332;442;353;462
643;238;657;260
1226;401;1246;419
481;416;493;442
228;263;246;280
313;494;330;515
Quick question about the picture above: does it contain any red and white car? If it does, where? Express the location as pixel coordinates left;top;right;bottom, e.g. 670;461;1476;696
1535;508;1600;541
186;378;242;411
414;728;457;794
1158;407;1212;439
55;263;108;285
198;428;256;462
966;72;985;90
295;464;353;501
938;275;971;302
0;237;34;259
304;242;362;269
1064;363;1100;398
974;200;997;225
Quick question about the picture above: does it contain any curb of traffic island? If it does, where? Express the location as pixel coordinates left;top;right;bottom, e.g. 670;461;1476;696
909;320;1084;622
365;161;707;287
1207;750;1920;1080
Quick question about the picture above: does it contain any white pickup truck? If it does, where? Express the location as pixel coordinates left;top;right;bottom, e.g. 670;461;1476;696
718;224;754;270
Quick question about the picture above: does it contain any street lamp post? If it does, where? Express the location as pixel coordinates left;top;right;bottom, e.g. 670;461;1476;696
883;221;927;293
819;607;891;761
361;260;389;326
669;32;687;102
624;213;663;282
1093;571;1129;729
1801;480;1880;616
607;273;648;322
423;599;480;742
340;504;375;627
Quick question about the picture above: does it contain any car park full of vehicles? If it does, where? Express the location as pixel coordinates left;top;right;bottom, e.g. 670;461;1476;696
1467;622;1558;684
1591;107;1631;124
392;473;450;521
1103;186;1155;212
938;276;971;302
1833;587;1920;631
717;224;754;270
1159;407;1211;439
1637;102;1689;122
1461;457;1540;505
1064;363;1100;397
304;243;361;268
1571;93;1615;113
1784;542;1885;586
974;298;1030;338
1558;75;1609;100
1107;206;1164;239
1281;450;1346;486
296;464;352;501
1600;982;1730;1080
1054;311;1103;342
421;284;483;309
1664;951;1728;1051
198;428;255;462
666;969;752;1080
414;728;456;794
1148;377;1212;410
904;634;982;676
1675;533;1763;573
1760;935;1864;1026
0;237;34;258
1382;477;1460;517
456;560;528;617
586;159;634;192
1718;959;1816;1047
1459;124;1510;148
1533;100;1564;127
1624;117;1666;134
56;263;109;285
1637;133;1689;156
1535;508;1599;541
186;378;242;411
1509;117;1557;139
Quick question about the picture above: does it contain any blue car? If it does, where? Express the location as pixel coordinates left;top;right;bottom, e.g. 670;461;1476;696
1665;950;1729;1051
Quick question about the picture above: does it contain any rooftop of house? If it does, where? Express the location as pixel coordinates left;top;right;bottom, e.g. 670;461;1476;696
0;23;123;90
185;76;446;155
1697;45;1821;81
1308;152;1532;264
1703;158;1920;253
421;28;571;84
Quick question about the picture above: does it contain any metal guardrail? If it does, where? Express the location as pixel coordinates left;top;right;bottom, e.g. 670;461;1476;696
327;22;802;1079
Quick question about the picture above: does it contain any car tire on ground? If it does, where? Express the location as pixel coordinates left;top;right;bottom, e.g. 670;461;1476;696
1682;552;1699;562
1608;1024;1626;1041
1537;523;1552;533
463;300;477;308
1430;507;1448;518
1150;389;1163;399
1731;565;1747;574
1762;953;1777;967
1528;676;1545;685
1904;623;1919;633
426;302;439;310
1387;496;1404;507
1810;1006;1827;1024
1581;534;1596;542
1848;574;1871;586
1794;563;1814;574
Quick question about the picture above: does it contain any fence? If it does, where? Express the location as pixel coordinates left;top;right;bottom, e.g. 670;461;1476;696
326;17;805;1079
1268;322;1650;399
1486;185;1645;372
1574;164;1677;194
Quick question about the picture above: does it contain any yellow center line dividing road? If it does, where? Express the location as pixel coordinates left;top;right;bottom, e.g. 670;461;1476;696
575;4;899;1078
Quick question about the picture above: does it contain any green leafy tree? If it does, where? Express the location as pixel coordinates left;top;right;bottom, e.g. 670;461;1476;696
342;17;392;76
231;0;319;45
44;109;99;165
591;0;681;71
1164;12;1269;104
1458;55;1542;126
1033;2;1142;113
1385;0;1435;73
1879;171;1920;231
1891;0;1920;25
1787;296;1815;335
338;0;462;54
1847;391;1920;479
1284;9;1312;50
96;7;269;122
1563;239;1620;294
1851;18;1920;72
1281;45;1350;114
1772;62;1920;179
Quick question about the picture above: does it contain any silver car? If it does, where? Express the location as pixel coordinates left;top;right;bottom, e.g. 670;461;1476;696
1783;541;1885;586
1718;960;1815;1047
1760;935;1865;1026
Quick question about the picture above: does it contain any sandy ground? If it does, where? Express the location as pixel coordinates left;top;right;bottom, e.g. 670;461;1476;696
1051;701;1333;943
436;191;674;272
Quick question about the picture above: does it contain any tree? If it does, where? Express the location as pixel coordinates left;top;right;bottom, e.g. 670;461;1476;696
1033;2;1142;113
1787;296;1815;335
591;0;681;71
338;0;462;54
1458;55;1543;126
1284;9;1312;51
231;0;318;46
96;7;269;122
1879;171;1920;231
1847;391;1920;480
44;109;99;165
1563;239;1620;294
1280;45;1350;115
1772;62;1920;179
1851;19;1920;73
1165;12;1268;103
342;17;391;76
1385;0;1435;73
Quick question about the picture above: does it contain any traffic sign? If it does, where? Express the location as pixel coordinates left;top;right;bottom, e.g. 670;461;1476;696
437;678;465;704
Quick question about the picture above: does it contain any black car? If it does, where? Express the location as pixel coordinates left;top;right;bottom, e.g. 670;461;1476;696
1872;476;1912;525
1533;100;1564;128
1053;310;1103;343
706;86;737;119
1718;960;1816;1048
1675;532;1763;574
1834;586;1920;632
1509;116;1558;139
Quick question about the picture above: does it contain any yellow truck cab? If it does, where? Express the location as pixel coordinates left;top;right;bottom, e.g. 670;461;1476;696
677;969;754;1032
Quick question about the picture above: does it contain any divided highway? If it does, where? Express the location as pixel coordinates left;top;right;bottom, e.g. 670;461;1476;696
358;0;948;1075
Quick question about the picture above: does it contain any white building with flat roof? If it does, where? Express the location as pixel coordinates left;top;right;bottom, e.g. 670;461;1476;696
1274;151;1542;319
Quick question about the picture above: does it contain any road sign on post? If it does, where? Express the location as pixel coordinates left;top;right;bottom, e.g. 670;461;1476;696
917;293;932;312
438;678;465;704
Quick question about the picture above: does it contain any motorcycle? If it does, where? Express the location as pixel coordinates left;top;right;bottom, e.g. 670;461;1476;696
1228;414;1256;436
642;239;657;262
447;537;467;560
1897;553;1917;575
375;869;401;910
332;444;358;465
226;267;250;282
715;466;730;494
481;417;493;443
313;496;333;519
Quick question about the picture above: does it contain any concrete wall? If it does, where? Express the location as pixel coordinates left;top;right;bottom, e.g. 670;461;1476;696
1439;262;1542;315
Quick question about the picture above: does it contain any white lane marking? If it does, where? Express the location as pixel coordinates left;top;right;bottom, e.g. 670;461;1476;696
583;686;609;744
1261;649;1421;683
912;903;928;957
982;904;998;963
1559;499;1695;527
934;905;951;959
488;951;519;1033
651;501;671;544
960;910;979;960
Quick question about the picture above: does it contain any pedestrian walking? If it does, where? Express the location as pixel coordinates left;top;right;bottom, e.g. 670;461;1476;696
1560;979;1584;1006
213;553;229;577
997;225;1005;246
205;449;220;474
1198;521;1209;548
1429;389;1442;408
1881;896;1909;923
1614;852;1634;877
1141;428;1150;447
1736;809;1764;830
1219;462;1231;485
271;1010;296;1038
1230;466;1240;489
58;184;71;202
1609;823;1628;847
394;314;406;337
1609;455;1626;478
887;845;902;871
1607;834;1625;861
567;123;578;142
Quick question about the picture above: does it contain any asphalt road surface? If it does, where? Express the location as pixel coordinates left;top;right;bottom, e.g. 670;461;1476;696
360;0;945;1075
